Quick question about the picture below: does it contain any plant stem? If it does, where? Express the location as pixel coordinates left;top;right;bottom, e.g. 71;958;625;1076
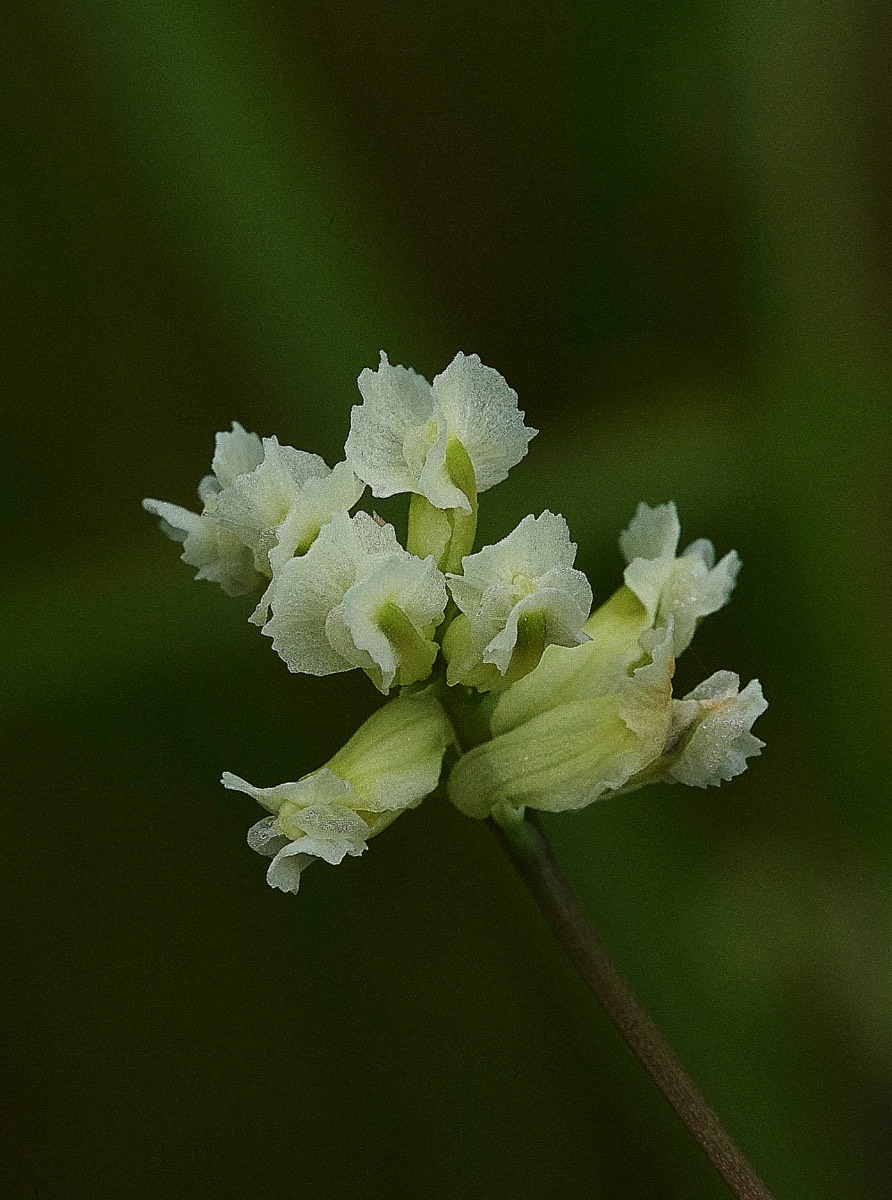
489;810;773;1200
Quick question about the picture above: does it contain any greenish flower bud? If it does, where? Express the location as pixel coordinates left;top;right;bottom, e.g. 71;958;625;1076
447;625;676;817
223;693;455;893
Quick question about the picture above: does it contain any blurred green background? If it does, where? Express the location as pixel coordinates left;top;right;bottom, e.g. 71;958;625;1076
3;0;891;1196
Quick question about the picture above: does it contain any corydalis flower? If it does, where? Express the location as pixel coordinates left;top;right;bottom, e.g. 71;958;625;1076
620;502;740;655
143;424;363;599
224;693;454;892
345;351;537;512
444;511;592;689
262;511;448;692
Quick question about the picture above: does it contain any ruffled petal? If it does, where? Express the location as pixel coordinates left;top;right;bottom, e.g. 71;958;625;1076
431;352;536;493
345;352;437;498
142;498;261;596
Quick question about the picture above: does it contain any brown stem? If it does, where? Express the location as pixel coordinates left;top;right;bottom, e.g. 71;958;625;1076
489;810;773;1200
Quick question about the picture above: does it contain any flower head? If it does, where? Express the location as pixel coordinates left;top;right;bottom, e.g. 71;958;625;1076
145;356;766;899
345;351;537;512
262;511;448;692
443;511;592;689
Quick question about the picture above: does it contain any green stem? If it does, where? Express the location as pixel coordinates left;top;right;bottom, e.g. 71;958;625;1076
489;810;773;1200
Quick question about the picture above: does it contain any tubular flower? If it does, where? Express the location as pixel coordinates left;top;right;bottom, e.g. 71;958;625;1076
223;693;454;892
145;353;766;896
620;502;740;654
262;511;448;692
443;511;593;689
143;424;363;599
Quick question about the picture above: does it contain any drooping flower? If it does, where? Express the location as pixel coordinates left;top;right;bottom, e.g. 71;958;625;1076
345;351;537;512
620;502;740;655
262;511;448;692
223;693;455;892
443;511;593;689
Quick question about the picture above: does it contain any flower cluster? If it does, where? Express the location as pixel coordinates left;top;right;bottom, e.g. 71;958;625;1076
145;352;766;893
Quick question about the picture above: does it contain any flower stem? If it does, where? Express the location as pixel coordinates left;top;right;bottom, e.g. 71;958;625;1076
489;809;773;1200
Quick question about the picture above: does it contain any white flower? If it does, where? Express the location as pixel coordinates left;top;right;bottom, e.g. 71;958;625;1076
666;673;767;787
212;436;364;575
262;511;448;692
443;511;592;687
222;693;454;893
345;351;537;511
143;421;266;596
619;502;740;655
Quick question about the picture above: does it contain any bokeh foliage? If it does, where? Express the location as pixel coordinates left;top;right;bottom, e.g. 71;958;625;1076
3;0;891;1196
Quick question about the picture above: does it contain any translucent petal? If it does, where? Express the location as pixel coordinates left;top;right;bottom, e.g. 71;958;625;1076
211;422;264;489
345;352;437;498
619;502;681;563
669;677;767;787
246;816;290;857
142;499;260;596
431;352;537;493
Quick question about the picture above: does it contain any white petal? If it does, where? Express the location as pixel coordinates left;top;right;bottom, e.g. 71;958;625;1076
431;352;536;493
249;461;365;627
669;677;767;787
211;422;264;489
143;499;260;596
265;842;315;893
246;816;290;857
212;436;330;566
345;352;437;498
263;512;398;676
619;502;681;563
620;503;740;655
221;767;353;812
264;511;445;689
446;512;591;680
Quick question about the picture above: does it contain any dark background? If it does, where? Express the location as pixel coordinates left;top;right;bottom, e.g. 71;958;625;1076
4;1;892;1196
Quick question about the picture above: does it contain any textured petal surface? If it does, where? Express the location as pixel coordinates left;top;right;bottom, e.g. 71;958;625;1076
211;422;264;489
142;498;261;596
620;502;740;654
446;512;590;681
345;352;437;498
669;676;767;787
212;437;330;570
431;352;536;493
